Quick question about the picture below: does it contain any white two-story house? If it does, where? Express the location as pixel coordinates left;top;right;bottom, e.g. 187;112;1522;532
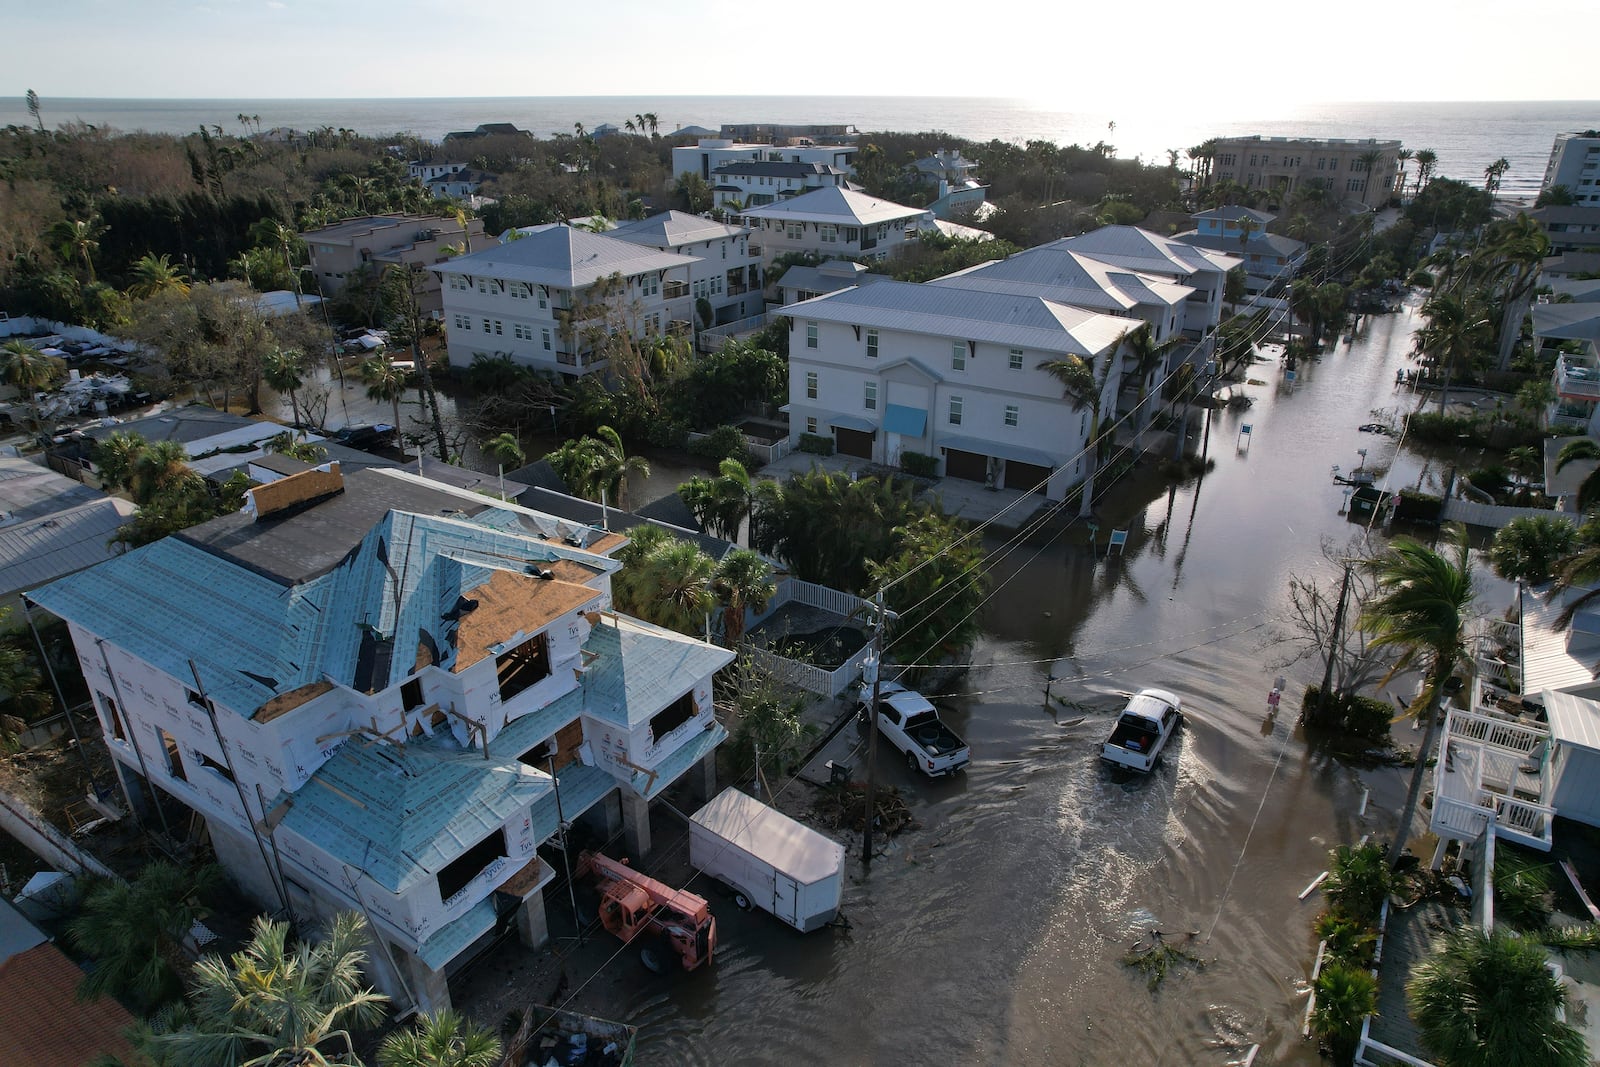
672;138;857;183
25;465;732;1015
605;212;762;327
1173;206;1305;296
1042;226;1239;338
436;226;697;377
709;161;850;210
742;187;929;267
783;281;1132;497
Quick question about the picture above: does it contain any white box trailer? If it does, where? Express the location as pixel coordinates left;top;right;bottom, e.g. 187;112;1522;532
689;787;846;933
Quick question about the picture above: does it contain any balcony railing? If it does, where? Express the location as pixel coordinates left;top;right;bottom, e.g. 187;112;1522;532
727;282;750;295
663;281;689;300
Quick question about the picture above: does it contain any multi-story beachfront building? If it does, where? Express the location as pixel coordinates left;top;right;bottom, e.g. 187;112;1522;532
1207;136;1402;210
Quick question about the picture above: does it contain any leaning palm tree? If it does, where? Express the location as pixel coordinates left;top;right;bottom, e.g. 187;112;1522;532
49;216;105;282
1359;527;1476;869
590;425;648;509
262;347;308;429
94;430;148;494
1407;925;1587;1067
127;253;190;300
713;548;776;646
1554;439;1600;512
150;912;389;1067
1414;292;1490;413
1041;338;1124;518
0;338;66;434
360;357;408;449
377;1010;500;1067
66;861;222;1012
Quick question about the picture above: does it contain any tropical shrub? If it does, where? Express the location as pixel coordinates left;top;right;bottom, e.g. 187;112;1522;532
1312;963;1378;1066
688;424;751;465
1301;685;1393;745
797;432;834;456
1323;842;1391;922
899;451;939;478
1493;851;1554;930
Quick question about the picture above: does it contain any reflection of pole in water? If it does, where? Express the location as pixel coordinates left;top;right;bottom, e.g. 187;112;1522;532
1171;469;1207;590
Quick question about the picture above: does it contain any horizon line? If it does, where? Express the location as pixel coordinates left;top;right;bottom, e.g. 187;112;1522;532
9;93;1600;106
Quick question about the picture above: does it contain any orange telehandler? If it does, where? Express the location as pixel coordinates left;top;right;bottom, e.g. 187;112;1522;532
576;851;717;973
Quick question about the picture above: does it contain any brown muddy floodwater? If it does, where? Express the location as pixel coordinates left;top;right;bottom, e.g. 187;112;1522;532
476;296;1500;1065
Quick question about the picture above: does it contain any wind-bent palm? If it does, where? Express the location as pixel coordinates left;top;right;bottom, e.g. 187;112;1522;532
1123;323;1182;447
1414;292;1489;413
484;431;525;469
1359;527;1476;869
377;1010;500;1067
1555;439;1600;512
1407;925;1587;1067
151;913;389;1067
681;458;760;543
263;347;307;428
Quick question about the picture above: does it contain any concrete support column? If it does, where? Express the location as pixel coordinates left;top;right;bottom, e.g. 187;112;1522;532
516;889;549;950
401;950;452;1015
621;790;652;858
112;760;149;820
578;789;623;841
687;750;717;808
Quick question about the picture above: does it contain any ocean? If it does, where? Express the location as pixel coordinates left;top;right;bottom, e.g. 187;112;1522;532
2;95;1596;200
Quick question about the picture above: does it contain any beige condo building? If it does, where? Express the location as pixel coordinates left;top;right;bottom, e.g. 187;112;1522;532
1208;136;1402;210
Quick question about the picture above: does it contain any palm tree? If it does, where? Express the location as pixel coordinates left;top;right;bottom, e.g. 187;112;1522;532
262;347;308;428
1490;515;1578;584
1464;214;1550;370
681;458;761;543
66;861;222;1012
548;426;648;509
1395;148;1414;199
1484;156;1511;199
1414;292;1490;413
94;430;148;494
1359;528;1476;869
49;216;105;282
377;1010;500;1067
713;548;775;646
127;253;190;300
1040;339;1123;518
1407;925;1587;1067
1557;439;1600;512
613;527;716;635
484;431;525;499
1121;323;1183;449
360;357;407;450
0;339;66;434
1413;149;1438;198
131;440;203;507
264;430;327;463
643;112;659;138
1312;963;1379;1065
148;912;389;1067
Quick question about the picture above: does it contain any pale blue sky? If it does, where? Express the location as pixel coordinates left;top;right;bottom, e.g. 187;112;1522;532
8;0;1597;106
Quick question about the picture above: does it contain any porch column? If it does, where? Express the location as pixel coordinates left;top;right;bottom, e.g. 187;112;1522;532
578;789;623;839
687;750;718;808
621;789;652;857
400;950;452;1014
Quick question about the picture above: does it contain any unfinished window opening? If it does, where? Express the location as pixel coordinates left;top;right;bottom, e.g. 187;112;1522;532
650;691;696;744
401;677;425;711
98;691;126;742
437;827;508;902
496;632;551;702
197;750;234;783
158;729;187;783
430;707;448;729
185;688;208;711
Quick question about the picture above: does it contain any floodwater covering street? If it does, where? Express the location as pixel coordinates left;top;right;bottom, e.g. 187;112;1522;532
540;295;1494;1067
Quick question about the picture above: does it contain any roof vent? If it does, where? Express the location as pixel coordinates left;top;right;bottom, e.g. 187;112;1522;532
525;566;556;580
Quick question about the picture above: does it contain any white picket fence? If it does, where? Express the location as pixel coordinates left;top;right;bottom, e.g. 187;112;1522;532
685;427;793;467
696;311;773;353
743;578;874;698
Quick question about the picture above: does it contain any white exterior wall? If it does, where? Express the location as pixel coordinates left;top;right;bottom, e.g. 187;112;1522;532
712;171;845;209
1551;745;1600;827
1544;135;1600;202
747;215;923;265
438;268;693;375
674;141;856;181
787;318;1118;499
582;671;716;788
677;233;761;323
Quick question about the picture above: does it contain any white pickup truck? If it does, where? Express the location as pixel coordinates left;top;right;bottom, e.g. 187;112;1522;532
1100;688;1183;773
858;681;971;777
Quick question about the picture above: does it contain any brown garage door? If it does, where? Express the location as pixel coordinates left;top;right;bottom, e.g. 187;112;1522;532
835;427;874;459
944;448;988;483
1003;460;1051;494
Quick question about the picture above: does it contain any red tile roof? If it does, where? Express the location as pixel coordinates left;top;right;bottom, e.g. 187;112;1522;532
0;942;139;1067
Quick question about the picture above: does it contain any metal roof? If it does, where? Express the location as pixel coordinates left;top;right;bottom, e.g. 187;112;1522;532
932;246;1193;311
607;211;748;250
0;498;128;600
1043;225;1240;278
783;279;1132;357
1544;688;1600;751
581;616;734;727
741;187;926;227
940;434;1057;468
437;226;695;289
1192;205;1277;224
712;161;844;179
1533;304;1600;344
1520;585;1600;695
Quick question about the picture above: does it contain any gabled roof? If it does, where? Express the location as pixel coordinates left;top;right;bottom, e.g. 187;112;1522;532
783;279;1133;357
436;226;696;289
0;497;128;600
1533;303;1600;344
1045;225;1240;278
931;246;1192;311
0;937;137;1067
741;187;926;227
582;615;734;727
606;211;748;249
277;730;550;893
1175;231;1307;262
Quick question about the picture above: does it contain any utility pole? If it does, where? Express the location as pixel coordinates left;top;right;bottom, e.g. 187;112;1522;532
861;590;890;869
1314;563;1355;726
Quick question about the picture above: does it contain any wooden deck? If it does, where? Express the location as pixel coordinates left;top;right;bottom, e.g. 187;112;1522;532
1365;900;1463;1063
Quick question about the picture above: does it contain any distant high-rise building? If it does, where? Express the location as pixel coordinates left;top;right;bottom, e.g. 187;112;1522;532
1541;131;1600;205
